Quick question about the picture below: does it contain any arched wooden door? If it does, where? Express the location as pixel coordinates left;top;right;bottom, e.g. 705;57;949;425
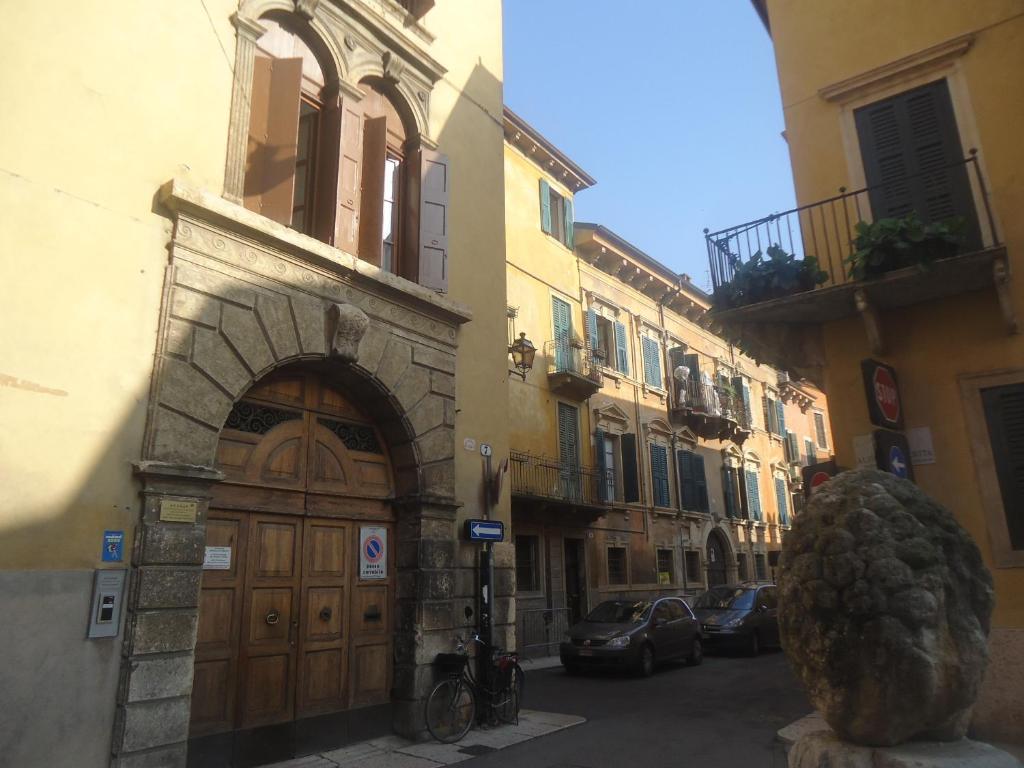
189;371;396;740
706;531;729;587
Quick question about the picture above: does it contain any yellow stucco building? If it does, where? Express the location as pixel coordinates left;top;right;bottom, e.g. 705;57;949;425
0;2;510;766
707;0;1024;743
503;108;833;655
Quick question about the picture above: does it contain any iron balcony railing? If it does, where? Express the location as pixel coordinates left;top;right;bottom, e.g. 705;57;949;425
674;378;751;430
544;339;603;384
510;450;615;507
706;152;999;295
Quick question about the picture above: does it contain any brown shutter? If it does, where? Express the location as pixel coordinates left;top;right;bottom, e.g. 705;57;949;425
418;148;449;293
332;99;364;255
982;383;1024;550
357;116;387;267
312;90;342;245
243;56;303;226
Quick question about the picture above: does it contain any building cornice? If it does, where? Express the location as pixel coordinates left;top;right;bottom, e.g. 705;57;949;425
503;107;597;192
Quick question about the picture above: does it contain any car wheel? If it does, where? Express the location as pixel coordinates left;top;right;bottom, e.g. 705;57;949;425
748;630;761;657
686;637;703;667
635;644;655;677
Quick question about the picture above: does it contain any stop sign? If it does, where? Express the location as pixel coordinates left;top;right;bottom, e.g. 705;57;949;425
873;367;900;424
810;472;831;489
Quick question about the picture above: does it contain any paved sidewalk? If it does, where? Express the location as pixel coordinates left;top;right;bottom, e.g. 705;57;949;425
265;710;585;768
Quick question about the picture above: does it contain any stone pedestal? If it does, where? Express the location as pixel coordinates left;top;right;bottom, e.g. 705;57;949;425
788;730;1022;768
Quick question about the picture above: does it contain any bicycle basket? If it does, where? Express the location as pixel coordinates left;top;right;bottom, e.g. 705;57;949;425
433;653;468;675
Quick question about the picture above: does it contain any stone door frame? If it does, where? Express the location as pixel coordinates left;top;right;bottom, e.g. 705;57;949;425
110;180;470;767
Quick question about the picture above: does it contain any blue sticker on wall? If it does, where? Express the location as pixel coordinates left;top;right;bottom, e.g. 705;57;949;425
102;530;124;562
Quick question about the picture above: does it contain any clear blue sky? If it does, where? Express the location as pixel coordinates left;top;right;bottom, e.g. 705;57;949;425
502;1;797;290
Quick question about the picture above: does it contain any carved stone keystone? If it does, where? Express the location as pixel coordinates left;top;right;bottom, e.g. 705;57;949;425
326;302;370;363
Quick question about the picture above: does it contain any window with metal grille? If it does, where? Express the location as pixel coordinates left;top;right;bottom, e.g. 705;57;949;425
515;535;540;592
755;553;767;581
685;550;702;583
607;547;627;585
814;411;828;450
656;549;674;585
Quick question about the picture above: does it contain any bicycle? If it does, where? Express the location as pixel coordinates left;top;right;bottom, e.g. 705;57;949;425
424;633;524;743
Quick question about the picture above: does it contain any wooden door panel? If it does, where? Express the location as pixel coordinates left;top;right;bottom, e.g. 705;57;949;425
301;649;346;710
252;521;298;577
350;641;389;707
242;654;293;724
191;660;232;728
197;589;237;651
305;586;344;641
307;523;347;576
242;419;307;490
247;588;294;644
353;585;389;635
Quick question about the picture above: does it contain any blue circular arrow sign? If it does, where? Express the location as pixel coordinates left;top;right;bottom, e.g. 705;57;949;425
889;445;909;479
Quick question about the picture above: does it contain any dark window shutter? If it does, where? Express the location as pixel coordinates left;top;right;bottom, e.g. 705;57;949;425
805;438;817;465
733;377;752;429
595;428;607;502
650;444;670;507
642;337;662;388
814;412;828;449
557;402;579;467
855;79;981;249
677;450;696;510
621;433;639;503
244;56;303;225
418;149;450;292
722;466;738;518
563;197;575;248
762;395;771;433
614;321;629;375
775;476;789;526
982;383;1024;550
776;400;786;436
745;469;762;521
586;308;598;356
358;116;388;267
694;453;709;512
539;178;552;234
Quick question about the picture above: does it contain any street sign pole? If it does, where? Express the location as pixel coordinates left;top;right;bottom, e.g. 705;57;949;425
477;445;494;722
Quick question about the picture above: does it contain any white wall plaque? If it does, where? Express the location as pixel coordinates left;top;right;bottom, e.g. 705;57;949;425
359;526;388;580
908;427;936;465
853;434;875;469
203;546;232;570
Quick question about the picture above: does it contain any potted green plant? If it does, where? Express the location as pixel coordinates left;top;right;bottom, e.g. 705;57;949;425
845;212;964;281
713;244;827;310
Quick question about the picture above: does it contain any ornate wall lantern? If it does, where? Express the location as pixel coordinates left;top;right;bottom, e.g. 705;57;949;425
508;332;536;380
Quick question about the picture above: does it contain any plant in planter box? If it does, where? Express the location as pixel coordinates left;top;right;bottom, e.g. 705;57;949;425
845;213;965;281
713;244;827;310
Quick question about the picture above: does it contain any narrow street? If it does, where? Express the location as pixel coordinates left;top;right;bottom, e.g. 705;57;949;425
466;651;811;768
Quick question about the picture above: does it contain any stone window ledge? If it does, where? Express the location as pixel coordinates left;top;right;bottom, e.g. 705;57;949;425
159;178;473;328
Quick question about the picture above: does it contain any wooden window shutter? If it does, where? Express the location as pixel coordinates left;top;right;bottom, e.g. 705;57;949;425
677;450;696;510
745;469;762;521
557;402;579;467
313;92;343;246
775;477;789;526
244;56;303;225
563;196;574;248
981;383;1024;550
642;337;662;388
595;428;607;502
814;412;827;448
681;353;701;381
762;395;771;433
621;433;639;503
722;466;738;518
333;99;364;255
776;400;786;436
855;80;981;249
586;308;598;355
614;321;629;375
805;438;817;465
650;444;670;508
357;117;388;267
694;454;709;512
539;178;552;234
418;148;450;292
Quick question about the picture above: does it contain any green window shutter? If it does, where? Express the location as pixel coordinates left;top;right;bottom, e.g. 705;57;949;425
785;430;799;463
677;450;696;510
854;79;981;250
650;444;670;507
745;469;762;521
614;321;629;375
693;453;709;512
775;476;789;526
733;377;752;429
621;433;639;503
595;428;607;502
557;402;579;467
563;197;574;248
722;466;738;518
552;296;571;371
641;337;662;388
776;400;786;436
805;438;817;465
539;178;552;234
586;308;598;355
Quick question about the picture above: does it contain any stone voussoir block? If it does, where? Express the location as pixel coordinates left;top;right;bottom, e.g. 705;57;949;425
191;326;251;396
376;338;412;390
421;461;455;497
255;292;300;360
412;345;456;374
150;407;219;466
158;357;232;429
356;322;391;377
430;370;455;398
220;304;274;375
174;261;255;307
135;567;201;610
290;294;326;356
406;395;445;437
165;318;194;358
130;610;199;655
393;363;432;412
417;427;454;464
170;286;219;328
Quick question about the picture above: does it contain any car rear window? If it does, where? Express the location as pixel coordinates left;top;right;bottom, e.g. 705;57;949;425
694;587;756;610
586;600;651;623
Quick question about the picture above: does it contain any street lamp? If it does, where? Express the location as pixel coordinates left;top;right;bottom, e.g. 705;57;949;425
508;332;536;380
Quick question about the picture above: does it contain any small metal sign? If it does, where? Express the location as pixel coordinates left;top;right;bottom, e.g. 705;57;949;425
862;359;903;430
159;499;197;523
102;530;124;562
203;546;232;570
874;429;914;481
480;443;492;457
464;518;504;542
359;526;387;580
907;426;936;465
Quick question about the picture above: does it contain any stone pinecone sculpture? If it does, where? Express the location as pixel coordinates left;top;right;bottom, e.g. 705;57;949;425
778;469;994;746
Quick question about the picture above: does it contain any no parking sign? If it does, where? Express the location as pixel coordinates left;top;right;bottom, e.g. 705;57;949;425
359;526;387;580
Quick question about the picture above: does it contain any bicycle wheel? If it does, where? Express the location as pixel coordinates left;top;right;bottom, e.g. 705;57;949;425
494;663;523;724
425;678;475;743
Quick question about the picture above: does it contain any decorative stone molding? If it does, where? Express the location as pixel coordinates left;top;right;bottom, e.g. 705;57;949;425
592;402;630;433
327;302;370;361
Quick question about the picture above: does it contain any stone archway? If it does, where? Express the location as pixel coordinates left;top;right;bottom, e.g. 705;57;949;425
706;529;731;587
111;184;470;766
